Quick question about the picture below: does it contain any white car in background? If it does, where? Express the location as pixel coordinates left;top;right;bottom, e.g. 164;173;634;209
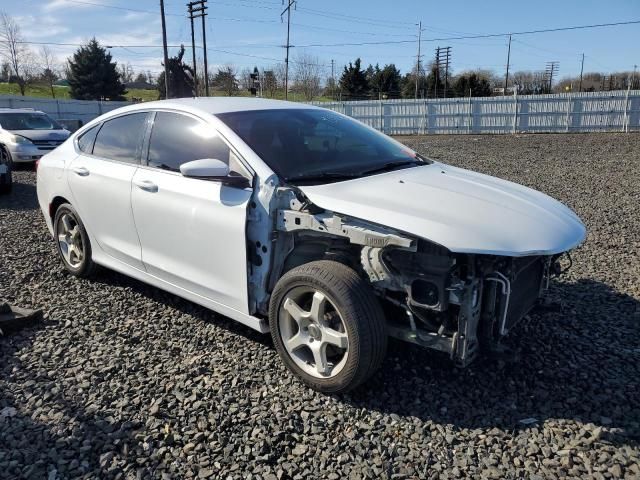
0;108;70;162
36;98;586;393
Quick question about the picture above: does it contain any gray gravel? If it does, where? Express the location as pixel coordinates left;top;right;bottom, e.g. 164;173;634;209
1;133;639;480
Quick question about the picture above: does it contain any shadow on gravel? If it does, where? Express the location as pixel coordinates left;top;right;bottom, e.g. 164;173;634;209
93;271;640;448
92;268;271;348
0;181;38;211
0;324;167;479
2;277;636;478
345;278;640;447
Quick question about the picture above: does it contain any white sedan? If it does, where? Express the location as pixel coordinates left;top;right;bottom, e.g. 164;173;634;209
37;98;586;393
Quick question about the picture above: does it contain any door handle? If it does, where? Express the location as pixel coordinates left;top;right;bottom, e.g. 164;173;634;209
72;166;90;176
133;179;158;193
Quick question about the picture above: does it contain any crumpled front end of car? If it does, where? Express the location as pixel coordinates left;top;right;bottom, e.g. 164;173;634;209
367;240;567;365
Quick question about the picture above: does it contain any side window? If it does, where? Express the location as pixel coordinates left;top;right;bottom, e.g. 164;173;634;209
93;113;148;163
77;124;99;153
147;112;231;172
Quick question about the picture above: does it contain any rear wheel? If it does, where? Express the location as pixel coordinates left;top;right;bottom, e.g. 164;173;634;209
269;260;387;393
0;146;12;195
53;203;97;277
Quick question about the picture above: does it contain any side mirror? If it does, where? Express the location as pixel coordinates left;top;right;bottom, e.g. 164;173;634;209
180;158;230;178
180;158;251;188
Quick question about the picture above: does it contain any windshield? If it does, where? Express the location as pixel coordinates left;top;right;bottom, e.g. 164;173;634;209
0;112;63;131
216;108;427;182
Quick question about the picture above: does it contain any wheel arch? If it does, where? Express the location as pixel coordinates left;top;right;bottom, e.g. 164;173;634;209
49;195;72;220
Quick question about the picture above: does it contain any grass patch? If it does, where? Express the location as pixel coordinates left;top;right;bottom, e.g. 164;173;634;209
0;82;334;103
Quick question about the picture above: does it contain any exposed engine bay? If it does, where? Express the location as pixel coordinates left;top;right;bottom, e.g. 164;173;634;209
247;185;565;366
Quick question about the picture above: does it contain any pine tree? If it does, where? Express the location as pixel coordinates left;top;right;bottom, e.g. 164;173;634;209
369;64;402;99
67;38;126;100
453;73;492;98
339;58;370;100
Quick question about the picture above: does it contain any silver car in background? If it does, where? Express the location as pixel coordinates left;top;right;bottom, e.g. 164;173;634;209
0;108;70;164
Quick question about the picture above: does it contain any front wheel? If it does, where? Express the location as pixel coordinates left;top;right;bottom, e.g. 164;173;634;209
269;260;387;393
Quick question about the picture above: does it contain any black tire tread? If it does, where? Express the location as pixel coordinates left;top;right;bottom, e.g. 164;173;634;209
269;260;387;393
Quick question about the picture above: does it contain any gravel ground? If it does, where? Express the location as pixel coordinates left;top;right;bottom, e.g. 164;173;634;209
1;133;639;480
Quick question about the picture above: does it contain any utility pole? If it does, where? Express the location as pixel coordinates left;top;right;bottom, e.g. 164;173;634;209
414;21;422;100
187;2;198;95
544;61;559;93
159;0;170;99
187;0;208;95
443;46;451;97
578;53;584;92
434;47;440;98
330;59;335;100
200;0;209;96
434;46;451;98
633;64;638;89
281;0;296;100
504;34;512;96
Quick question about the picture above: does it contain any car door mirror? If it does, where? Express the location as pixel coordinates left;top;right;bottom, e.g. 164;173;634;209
180;158;250;188
180;158;230;178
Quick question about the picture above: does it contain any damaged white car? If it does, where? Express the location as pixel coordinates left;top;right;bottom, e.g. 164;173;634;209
36;98;586;393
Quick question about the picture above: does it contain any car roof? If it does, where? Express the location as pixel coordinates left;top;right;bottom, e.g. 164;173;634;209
124;97;320;115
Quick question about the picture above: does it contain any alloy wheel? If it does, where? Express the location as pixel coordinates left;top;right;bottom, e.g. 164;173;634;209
57;212;84;268
278;286;349;378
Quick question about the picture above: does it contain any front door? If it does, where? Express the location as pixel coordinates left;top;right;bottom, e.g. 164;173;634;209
131;111;253;313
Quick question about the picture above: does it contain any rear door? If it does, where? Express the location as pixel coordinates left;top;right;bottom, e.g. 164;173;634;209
67;112;150;269
130;111;253;313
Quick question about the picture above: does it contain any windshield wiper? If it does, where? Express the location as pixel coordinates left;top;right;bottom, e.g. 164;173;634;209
357;160;423;176
286;172;361;183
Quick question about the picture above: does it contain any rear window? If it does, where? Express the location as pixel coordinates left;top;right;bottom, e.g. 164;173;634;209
93;113;148;164
77;125;100;154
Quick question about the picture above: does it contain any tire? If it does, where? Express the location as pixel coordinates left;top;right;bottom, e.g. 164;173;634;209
53;203;97;277
269;260;387;393
0;147;12;195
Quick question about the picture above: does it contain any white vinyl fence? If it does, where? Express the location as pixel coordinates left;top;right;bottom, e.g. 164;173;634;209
0;95;132;127
313;90;640;135
1;90;638;135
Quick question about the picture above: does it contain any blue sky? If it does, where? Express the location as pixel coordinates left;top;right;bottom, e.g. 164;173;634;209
3;0;639;81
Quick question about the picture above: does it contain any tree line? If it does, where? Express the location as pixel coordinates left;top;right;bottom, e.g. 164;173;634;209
1;11;638;102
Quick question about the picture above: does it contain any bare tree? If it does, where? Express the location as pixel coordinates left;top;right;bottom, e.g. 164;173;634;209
262;67;278;98
510;70;548;95
118;62;135;84
0;12;34;95
273;62;287;94
238;67;253;92
292;52;323;101
39;45;58;98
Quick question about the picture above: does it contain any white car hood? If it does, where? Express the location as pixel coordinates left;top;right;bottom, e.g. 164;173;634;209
297;163;586;256
9;129;70;142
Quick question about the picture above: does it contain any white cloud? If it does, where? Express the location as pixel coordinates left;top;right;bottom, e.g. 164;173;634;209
42;0;108;12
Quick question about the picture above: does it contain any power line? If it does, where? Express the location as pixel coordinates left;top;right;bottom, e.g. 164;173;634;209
291;22;415;38
17;41;189;48
59;0;185;16
18;16;640;58
296;6;415;27
290;19;640;48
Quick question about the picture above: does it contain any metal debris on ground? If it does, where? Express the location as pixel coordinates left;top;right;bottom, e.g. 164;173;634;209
0;302;43;335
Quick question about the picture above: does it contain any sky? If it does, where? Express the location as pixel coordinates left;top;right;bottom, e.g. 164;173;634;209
1;0;639;82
